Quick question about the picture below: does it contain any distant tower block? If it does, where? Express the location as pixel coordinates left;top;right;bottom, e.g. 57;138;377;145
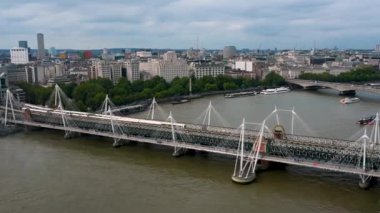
37;33;45;60
223;46;236;59
18;41;28;48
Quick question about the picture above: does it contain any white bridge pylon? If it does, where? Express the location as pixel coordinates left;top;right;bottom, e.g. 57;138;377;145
231;106;309;183
3;89;16;126
357;113;379;188
100;94;126;147
47;84;77;111
147;97;157;120
51;84;73;138
197;101;230;128
167;111;185;156
232;118;270;183
146;97;169;121
262;106;311;136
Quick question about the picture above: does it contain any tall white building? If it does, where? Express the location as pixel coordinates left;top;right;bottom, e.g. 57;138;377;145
235;60;255;72
163;51;177;61
139;52;189;82
10;47;29;64
92;60;122;84
376;44;380;53
25;65;45;84
124;60;140;82
158;59;189;82
190;62;225;79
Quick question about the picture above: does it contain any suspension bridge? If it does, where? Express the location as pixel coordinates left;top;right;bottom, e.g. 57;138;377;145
1;85;380;188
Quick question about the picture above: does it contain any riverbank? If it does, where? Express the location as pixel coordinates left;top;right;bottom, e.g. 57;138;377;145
118;87;261;114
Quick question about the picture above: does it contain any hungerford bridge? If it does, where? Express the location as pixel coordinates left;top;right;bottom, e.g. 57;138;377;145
1;85;380;188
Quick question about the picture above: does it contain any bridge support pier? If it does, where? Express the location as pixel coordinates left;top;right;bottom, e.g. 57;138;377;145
172;148;186;157
358;177;372;189
112;139;130;148
231;172;256;184
64;132;74;139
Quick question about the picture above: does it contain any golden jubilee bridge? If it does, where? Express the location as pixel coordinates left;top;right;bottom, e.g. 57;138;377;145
1;85;380;189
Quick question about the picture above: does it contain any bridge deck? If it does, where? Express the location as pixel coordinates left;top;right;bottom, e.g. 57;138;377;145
2;106;380;178
288;79;380;94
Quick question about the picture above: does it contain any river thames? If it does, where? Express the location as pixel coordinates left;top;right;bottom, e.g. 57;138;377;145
1;89;380;213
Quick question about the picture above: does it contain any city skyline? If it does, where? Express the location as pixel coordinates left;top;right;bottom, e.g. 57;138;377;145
1;0;380;50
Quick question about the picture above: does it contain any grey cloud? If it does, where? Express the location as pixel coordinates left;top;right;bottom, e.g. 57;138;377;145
0;0;379;49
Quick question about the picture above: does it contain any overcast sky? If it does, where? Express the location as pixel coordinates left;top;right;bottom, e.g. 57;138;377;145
1;0;379;50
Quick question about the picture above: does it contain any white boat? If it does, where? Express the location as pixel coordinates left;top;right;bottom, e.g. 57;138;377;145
224;91;256;98
340;97;360;104
260;87;290;95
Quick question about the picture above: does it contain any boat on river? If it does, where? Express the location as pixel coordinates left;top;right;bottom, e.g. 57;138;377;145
171;99;190;105
340;97;360;104
357;115;376;125
224;91;256;98
260;87;290;95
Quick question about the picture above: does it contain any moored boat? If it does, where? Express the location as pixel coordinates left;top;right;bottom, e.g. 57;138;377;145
224;91;256;98
171;99;190;105
260;87;290;95
340;97;360;104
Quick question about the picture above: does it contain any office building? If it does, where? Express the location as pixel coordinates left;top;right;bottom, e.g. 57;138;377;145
102;49;115;60
0;71;8;102
92;60;122;84
223;46;237;59
136;51;152;58
190;62;225;79
18;41;28;48
376;44;380;53
139;53;189;83
1;65;27;84
37;33;45;60
49;47;57;57
25;65;45;84
10;47;29;64
235;60;255;72
124;60;140;82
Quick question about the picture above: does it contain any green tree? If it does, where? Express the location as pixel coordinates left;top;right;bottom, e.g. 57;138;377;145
72;83;106;111
215;75;233;90
299;65;380;83
60;83;77;98
262;72;285;87
131;80;144;93
223;82;238;90
205;83;218;91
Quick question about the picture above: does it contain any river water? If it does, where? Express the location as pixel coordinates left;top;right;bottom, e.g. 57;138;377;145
1;89;380;213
